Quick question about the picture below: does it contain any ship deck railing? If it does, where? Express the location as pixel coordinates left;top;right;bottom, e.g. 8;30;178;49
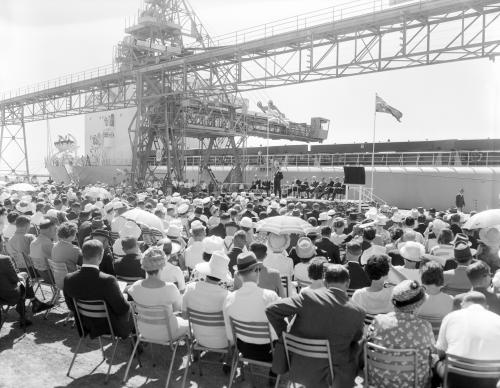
185;150;500;168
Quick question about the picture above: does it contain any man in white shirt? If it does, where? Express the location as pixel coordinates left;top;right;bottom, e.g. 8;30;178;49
223;252;279;363
435;291;500;387
184;221;206;271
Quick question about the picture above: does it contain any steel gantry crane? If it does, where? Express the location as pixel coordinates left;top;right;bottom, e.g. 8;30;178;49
1;0;500;186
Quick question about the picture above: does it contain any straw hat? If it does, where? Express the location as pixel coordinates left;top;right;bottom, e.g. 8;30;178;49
399;241;425;262
239;217;254;229
296;237;316;260
202;236;225;254
392;280;427;313
197;250;231;281
268;233;290;252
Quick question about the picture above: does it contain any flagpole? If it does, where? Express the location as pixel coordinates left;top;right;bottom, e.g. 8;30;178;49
370;93;377;198
266;116;270;181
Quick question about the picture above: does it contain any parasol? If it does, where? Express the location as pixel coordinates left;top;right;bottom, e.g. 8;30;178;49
462;209;500;230
8;183;36;192
122;208;164;234
83;186;111;200
256;215;311;235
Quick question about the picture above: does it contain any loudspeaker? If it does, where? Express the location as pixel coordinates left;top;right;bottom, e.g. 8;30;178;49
343;166;366;185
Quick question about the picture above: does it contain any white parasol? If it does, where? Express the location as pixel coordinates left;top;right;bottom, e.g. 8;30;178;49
462;209;500;230
122;208;164;234
256;215;311;235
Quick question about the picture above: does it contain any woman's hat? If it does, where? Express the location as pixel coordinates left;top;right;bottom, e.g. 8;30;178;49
177;203;189;215
15;200;35;214
318;212;330;222
431;219;448;234
478;227;500;247
399;241;425;262
268;233;290;252
197;250;231;281
166;224;181;239
141;247;166;272
190;220;206;232
454;242;473;261
296;237;316;260
236;252;262;274
202;236;225;254
158;237;181;256
392;280;427;313
391;212;404;223
239;217;254;229
374;214;388;226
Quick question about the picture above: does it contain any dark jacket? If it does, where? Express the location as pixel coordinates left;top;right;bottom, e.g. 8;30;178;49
315;237;341;264
63;266;131;339
99;248;115;276
345;261;370;290
266;287;365;387
114;253;145;279
227;247;243;276
0;255;22;304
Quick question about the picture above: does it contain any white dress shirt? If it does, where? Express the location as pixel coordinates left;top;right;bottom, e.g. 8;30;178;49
223;282;279;344
184;241;204;270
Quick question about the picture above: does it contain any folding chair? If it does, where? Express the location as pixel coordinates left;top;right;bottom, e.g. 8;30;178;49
443;354;500;388
416;314;442;338
346;288;356;298
68;299;129;383
123;302;189;388
183;308;231;384
281;276;290;297
441;286;470;297
116;275;143;285
0;303;12;331
228;317;280;388
283;333;334;388
363;342;418;388
363;313;377;327
47;260;72;323
22;254;54;301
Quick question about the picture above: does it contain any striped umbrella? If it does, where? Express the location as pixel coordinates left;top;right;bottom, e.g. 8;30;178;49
256;215;311;235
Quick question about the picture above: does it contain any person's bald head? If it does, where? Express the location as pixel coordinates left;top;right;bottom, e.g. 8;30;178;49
461;291;487;309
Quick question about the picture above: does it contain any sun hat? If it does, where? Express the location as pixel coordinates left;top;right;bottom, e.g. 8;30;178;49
166;224;181;239
431;219;448;234
239;217;254;229
268;233;290;252
291;209;301;217
327;209;337;217
202;236;225;254
177;203;189;215
236;251;262;274
15;200;35;214
197;250;231;281
391;280;427;313
269;201;279;210
318;212;330;222
399;241;425;262
141;247;166;272
478;227;500;247
296;237;316;260
374;214;388;226
46;209;59;219
391;212;404;223
190;220;206;232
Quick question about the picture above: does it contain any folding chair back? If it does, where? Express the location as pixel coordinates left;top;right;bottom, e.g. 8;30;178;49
416;314;442;337
364;342;418;388
48;259;68;290
281;276;289;297
73;299;115;338
187;308;226;345
346;288;356;298
364;313;377;327
283;333;334;387
131;302;175;346
442;286;470;297
443;354;500;387
116;275;143;285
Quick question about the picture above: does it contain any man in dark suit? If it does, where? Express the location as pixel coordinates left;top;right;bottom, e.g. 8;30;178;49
455;188;465;212
266;264;365;388
227;231;246;276
316;226;341;263
114;237;145;280
64;240;131;339
273;167;283;198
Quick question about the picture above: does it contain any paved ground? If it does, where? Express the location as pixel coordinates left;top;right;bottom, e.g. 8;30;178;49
0;294;364;388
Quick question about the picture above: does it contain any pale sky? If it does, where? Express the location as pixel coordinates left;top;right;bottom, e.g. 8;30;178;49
1;0;499;175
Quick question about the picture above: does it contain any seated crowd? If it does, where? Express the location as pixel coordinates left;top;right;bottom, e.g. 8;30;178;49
1;184;500;388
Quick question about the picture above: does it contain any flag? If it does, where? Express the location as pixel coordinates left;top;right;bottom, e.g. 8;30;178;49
376;94;403;122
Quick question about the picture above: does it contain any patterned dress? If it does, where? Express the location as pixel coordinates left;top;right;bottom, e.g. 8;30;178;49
366;312;434;388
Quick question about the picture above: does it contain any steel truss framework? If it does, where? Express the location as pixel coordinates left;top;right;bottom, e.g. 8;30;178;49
1;0;500;182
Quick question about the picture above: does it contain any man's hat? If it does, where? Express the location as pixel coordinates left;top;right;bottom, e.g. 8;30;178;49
236;252;262;274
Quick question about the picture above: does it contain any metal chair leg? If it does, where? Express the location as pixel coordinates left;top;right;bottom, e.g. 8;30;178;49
98;336;105;360
44;289;60;319
228;352;239;388
181;340;192;388
105;338;120;384
165;342;179;388
67;336;83;376
123;338;140;383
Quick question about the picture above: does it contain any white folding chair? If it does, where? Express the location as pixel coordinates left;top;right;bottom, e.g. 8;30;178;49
46;260;71;322
183;308;231;385
283;332;334;388
123;302;189;388
228;317;280;388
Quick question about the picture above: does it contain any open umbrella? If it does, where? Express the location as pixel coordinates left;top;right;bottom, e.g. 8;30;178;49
462;209;500;230
122;208;164;234
8;183;36;192
256;215;311;235
83;186;111;200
